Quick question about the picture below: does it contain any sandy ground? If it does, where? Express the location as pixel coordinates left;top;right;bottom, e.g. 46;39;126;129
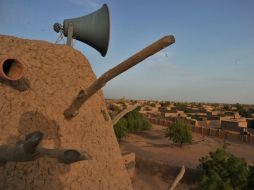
120;125;254;168
120;125;254;189
131;169;172;190
131;168;190;190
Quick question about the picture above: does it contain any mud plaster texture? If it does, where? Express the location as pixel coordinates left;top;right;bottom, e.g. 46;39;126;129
0;35;133;190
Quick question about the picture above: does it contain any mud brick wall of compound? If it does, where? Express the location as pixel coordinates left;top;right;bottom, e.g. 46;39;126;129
146;116;254;145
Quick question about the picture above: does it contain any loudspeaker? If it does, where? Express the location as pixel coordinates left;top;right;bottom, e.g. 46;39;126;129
56;4;110;57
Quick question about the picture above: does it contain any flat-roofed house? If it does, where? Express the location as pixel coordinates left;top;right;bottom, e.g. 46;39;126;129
221;118;247;132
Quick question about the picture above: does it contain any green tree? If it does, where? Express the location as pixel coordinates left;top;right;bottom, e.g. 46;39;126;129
197;148;249;190
236;103;251;118
113;109;151;140
114;118;128;140
174;102;191;113
165;120;192;146
160;101;170;107
248;165;254;189
125;109;151;132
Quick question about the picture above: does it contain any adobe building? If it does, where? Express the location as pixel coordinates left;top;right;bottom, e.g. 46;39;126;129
221;118;247;132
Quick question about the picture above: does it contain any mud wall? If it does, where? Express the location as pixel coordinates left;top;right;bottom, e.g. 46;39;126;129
0;35;133;190
146;116;254;145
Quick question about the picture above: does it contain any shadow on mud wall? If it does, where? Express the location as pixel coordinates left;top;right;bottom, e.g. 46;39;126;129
0;77;30;92
0;111;71;190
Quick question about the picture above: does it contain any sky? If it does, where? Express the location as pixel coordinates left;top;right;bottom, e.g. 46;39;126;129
1;0;254;104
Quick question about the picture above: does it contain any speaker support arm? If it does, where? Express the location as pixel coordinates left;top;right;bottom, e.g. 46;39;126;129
64;35;175;119
66;23;74;46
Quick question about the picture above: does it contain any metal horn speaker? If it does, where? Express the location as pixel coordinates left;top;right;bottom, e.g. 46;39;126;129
54;4;110;57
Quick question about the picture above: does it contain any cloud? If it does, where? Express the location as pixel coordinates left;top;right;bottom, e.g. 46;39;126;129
68;0;100;10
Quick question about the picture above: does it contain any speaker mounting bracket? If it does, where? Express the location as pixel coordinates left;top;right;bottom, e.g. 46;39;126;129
66;23;74;47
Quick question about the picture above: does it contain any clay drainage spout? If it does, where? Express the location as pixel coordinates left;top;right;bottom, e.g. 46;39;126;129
0;56;24;81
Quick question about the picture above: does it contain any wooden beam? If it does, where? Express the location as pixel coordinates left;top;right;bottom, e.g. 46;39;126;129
168;165;185;190
112;104;139;125
64;35;175;119
0;131;91;166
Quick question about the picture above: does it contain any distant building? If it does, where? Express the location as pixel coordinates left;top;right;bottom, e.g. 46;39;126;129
247;119;254;129
231;106;237;111
233;112;241;119
221;118;247;132
207;111;220;116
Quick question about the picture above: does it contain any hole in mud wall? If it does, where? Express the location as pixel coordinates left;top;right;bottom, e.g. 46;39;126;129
0;58;28;91
2;59;22;78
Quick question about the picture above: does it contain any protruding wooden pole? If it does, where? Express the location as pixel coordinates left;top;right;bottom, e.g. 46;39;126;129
168;165;185;190
64;35;175;119
112;104;139;125
0;131;91;166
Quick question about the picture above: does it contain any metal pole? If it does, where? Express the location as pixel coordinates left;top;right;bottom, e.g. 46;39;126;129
66;23;73;47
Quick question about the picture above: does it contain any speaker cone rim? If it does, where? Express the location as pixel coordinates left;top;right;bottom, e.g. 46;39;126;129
101;4;110;57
